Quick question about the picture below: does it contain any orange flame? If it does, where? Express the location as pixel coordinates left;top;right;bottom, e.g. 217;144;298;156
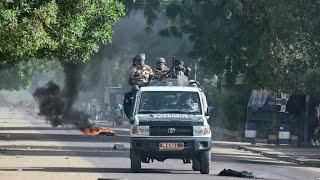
82;128;117;136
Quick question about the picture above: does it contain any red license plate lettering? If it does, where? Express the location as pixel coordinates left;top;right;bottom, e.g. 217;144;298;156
159;142;184;151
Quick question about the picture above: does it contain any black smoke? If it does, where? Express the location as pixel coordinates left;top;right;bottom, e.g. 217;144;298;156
33;62;93;130
77;11;192;101
32;10;192;128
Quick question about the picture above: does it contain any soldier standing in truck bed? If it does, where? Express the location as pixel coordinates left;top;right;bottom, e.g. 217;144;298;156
153;57;170;80
128;53;154;87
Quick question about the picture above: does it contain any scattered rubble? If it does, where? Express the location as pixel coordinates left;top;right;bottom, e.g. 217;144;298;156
218;169;256;178
0;148;8;154
113;144;125;150
0;134;10;138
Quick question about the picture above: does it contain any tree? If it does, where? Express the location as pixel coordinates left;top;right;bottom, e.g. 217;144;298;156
0;0;125;90
0;0;125;69
161;0;320;94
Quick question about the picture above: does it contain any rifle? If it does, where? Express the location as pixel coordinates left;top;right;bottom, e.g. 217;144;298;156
172;56;177;78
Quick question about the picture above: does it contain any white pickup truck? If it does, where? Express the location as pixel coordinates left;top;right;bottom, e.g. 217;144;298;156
125;83;213;174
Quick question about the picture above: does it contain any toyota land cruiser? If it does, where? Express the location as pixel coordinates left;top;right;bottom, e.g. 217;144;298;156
126;84;212;174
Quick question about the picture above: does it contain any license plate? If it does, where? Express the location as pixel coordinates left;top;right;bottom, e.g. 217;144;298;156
159;142;184;151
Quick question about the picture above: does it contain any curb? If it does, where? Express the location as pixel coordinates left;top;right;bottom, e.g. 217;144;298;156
236;146;320;168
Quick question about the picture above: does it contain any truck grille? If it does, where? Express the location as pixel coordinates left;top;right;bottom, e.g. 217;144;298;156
150;126;193;136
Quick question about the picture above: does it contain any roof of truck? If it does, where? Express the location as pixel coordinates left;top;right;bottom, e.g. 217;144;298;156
139;86;200;92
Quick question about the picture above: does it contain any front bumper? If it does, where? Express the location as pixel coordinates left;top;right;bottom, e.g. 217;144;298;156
131;137;212;152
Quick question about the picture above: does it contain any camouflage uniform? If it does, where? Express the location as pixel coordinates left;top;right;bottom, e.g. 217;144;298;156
153;57;170;80
128;65;153;87
153;66;170;80
128;54;153;87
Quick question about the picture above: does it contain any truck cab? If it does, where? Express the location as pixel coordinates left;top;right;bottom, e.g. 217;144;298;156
127;84;212;174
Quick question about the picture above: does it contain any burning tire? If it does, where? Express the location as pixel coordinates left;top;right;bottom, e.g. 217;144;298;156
192;158;200;171
130;150;141;172
200;150;211;174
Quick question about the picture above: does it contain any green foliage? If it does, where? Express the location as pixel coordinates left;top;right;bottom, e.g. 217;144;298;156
305;69;320;96
0;0;58;68
0;0;125;90
161;0;320;94
0;0;125;69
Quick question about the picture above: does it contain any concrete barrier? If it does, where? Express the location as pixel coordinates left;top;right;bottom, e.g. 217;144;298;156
278;124;290;145
245;122;256;143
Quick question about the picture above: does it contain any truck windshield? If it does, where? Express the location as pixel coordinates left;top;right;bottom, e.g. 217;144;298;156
138;91;202;115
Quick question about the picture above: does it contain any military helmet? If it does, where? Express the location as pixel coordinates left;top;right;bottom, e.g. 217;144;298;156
174;59;184;71
156;57;166;64
174;59;184;67
136;53;145;61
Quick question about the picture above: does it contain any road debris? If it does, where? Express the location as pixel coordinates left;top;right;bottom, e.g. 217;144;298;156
113;143;125;150
0;134;10;138
0;148;7;154
218;169;256;178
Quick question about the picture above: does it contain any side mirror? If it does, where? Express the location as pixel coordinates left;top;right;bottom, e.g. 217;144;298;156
206;106;213;116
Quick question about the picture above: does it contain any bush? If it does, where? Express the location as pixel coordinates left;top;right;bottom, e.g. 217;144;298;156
209;91;249;132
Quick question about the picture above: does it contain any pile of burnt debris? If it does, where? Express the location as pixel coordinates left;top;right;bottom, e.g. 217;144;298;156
218;169;257;178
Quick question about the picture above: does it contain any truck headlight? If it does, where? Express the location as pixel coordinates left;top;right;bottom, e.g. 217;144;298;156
131;126;149;136
193;126;211;136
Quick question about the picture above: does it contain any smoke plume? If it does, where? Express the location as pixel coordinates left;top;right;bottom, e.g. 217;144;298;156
32;10;192;129
33;62;93;130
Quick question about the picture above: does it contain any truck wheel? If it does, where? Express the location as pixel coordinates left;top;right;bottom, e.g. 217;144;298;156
130;150;141;172
200;150;211;174
192;158;200;171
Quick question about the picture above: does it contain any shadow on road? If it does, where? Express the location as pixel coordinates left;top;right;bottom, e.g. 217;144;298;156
3;149;129;158
0;167;194;174
1;145;128;151
0;133;130;142
212;154;294;167
1;125;296;169
0;127;130;136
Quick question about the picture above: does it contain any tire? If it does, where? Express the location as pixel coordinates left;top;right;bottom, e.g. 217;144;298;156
192;158;200;171
130;150;141;172
200;150;211;174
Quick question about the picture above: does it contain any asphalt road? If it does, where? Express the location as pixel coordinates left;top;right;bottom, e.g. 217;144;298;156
0;112;319;180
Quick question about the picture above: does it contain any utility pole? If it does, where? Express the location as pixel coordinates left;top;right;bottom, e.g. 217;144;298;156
194;58;201;81
303;95;310;145
194;63;197;81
